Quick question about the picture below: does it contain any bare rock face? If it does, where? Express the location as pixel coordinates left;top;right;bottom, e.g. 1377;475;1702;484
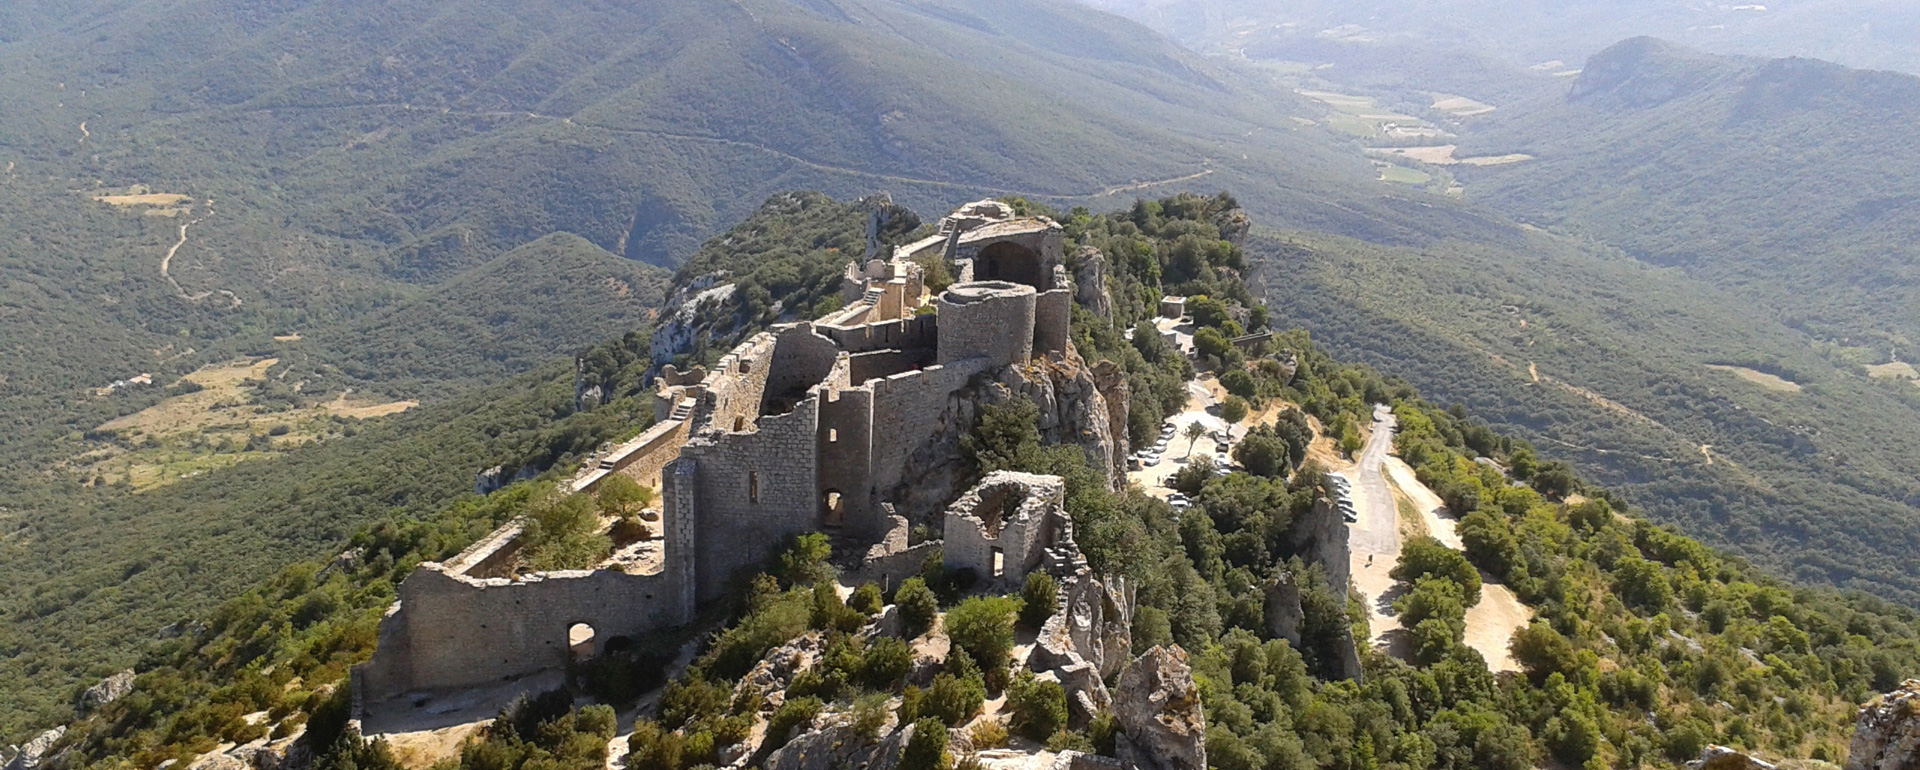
763;712;915;770
1849;680;1920;770
1291;498;1350;600
734;632;825;711
1213;208;1251;247
891;351;1127;523
1073;247;1113;320
3;727;64;770
1114;646;1206;770
648;276;736;365
78;670;136;715
1263;572;1305;648
1033;575;1136;681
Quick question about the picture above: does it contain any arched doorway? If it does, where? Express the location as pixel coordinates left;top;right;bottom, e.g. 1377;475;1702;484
976;242;1045;289
568;622;597;661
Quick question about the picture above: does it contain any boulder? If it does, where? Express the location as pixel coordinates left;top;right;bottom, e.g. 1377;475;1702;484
1849;679;1920;770
1213;208;1251;247
1290;498;1349;599
78;670;136;715
735;632;825;710
1114;647;1206;770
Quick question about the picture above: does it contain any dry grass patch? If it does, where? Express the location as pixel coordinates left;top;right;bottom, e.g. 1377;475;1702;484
326;396;418;419
1706;365;1803;393
1867;361;1919;380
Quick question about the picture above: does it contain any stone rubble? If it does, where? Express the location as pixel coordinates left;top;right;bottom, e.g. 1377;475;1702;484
2;727;64;770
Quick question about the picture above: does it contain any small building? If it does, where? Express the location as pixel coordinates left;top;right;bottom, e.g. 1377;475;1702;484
943;471;1081;591
1159;296;1186;319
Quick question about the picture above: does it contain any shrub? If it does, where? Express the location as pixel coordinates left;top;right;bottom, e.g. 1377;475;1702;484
1005;671;1068;742
849;582;885;615
899;717;952;770
851;693;891;741
860;636;914;689
1018;573;1058;630
944;596;1020;686
779;533;835;587
967;718;1009;749
896;577;939;637
920;651;986;726
765;696;823;751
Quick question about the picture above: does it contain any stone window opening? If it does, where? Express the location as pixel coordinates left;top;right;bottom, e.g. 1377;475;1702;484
991;547;1005;578
733;416;746;432
829;428;839;443
749;472;760;503
568;623;596;661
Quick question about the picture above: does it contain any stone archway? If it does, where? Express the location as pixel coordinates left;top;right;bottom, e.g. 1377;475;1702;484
568;622;596;661
976;241;1046;289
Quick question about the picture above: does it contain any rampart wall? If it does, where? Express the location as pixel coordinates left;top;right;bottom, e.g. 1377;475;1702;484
353;565;681;696
819;314;936;355
676;396;823;604
571;416;692;496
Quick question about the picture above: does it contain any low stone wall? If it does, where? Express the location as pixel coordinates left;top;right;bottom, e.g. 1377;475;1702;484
353;564;682;697
572;416;692;495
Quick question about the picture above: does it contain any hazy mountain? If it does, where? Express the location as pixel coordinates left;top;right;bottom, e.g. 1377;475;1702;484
1078;0;1920;75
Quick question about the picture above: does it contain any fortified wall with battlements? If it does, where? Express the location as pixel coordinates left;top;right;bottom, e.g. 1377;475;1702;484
353;202;1126;714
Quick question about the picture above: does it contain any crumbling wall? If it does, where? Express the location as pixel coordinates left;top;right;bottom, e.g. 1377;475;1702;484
1035;286;1073;357
699;333;777;433
762;326;839;415
571;416;692;496
678;397;823;603
354;565;681;697
942;472;1068;590
1849;679;1920;770
818;314;936;356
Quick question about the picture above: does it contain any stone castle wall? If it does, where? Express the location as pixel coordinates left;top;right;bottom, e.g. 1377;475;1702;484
943;472;1069;591
937;282;1036;367
353;565;681;696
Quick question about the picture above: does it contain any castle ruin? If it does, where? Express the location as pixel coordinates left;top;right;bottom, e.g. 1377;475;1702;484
353;201;1126;710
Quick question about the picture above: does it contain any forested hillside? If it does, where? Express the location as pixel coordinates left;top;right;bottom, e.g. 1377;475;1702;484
1459;37;1920;351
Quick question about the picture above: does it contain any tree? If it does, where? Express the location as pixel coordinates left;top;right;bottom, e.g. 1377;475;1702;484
1005;671;1069;742
1458;511;1520;580
1509;621;1577;684
1184;422;1207;458
595;474;651;519
1390;537;1481;606
1220;396;1249;424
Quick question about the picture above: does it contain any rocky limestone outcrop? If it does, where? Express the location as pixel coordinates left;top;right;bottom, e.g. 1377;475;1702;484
891;350;1127;524
1073;247;1113;320
1263;572;1305;648
1213;208;1251;247
734;633;826;711
1030;574;1135;726
78;670;136;715
762;711;918;770
1849;680;1920;770
1690;745;1779;770
648;275;736;366
1114;646;1206;770
4;727;64;770
1292;498;1349;600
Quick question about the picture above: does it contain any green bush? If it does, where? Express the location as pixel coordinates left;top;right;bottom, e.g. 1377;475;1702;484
1005;671;1068;742
849;582;886;615
765;696;823;751
944;596;1020;686
896;577;940;637
898;717;951;770
1018;573;1059;630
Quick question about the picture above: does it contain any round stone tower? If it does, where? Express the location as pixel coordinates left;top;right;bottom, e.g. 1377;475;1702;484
936;281;1037;367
